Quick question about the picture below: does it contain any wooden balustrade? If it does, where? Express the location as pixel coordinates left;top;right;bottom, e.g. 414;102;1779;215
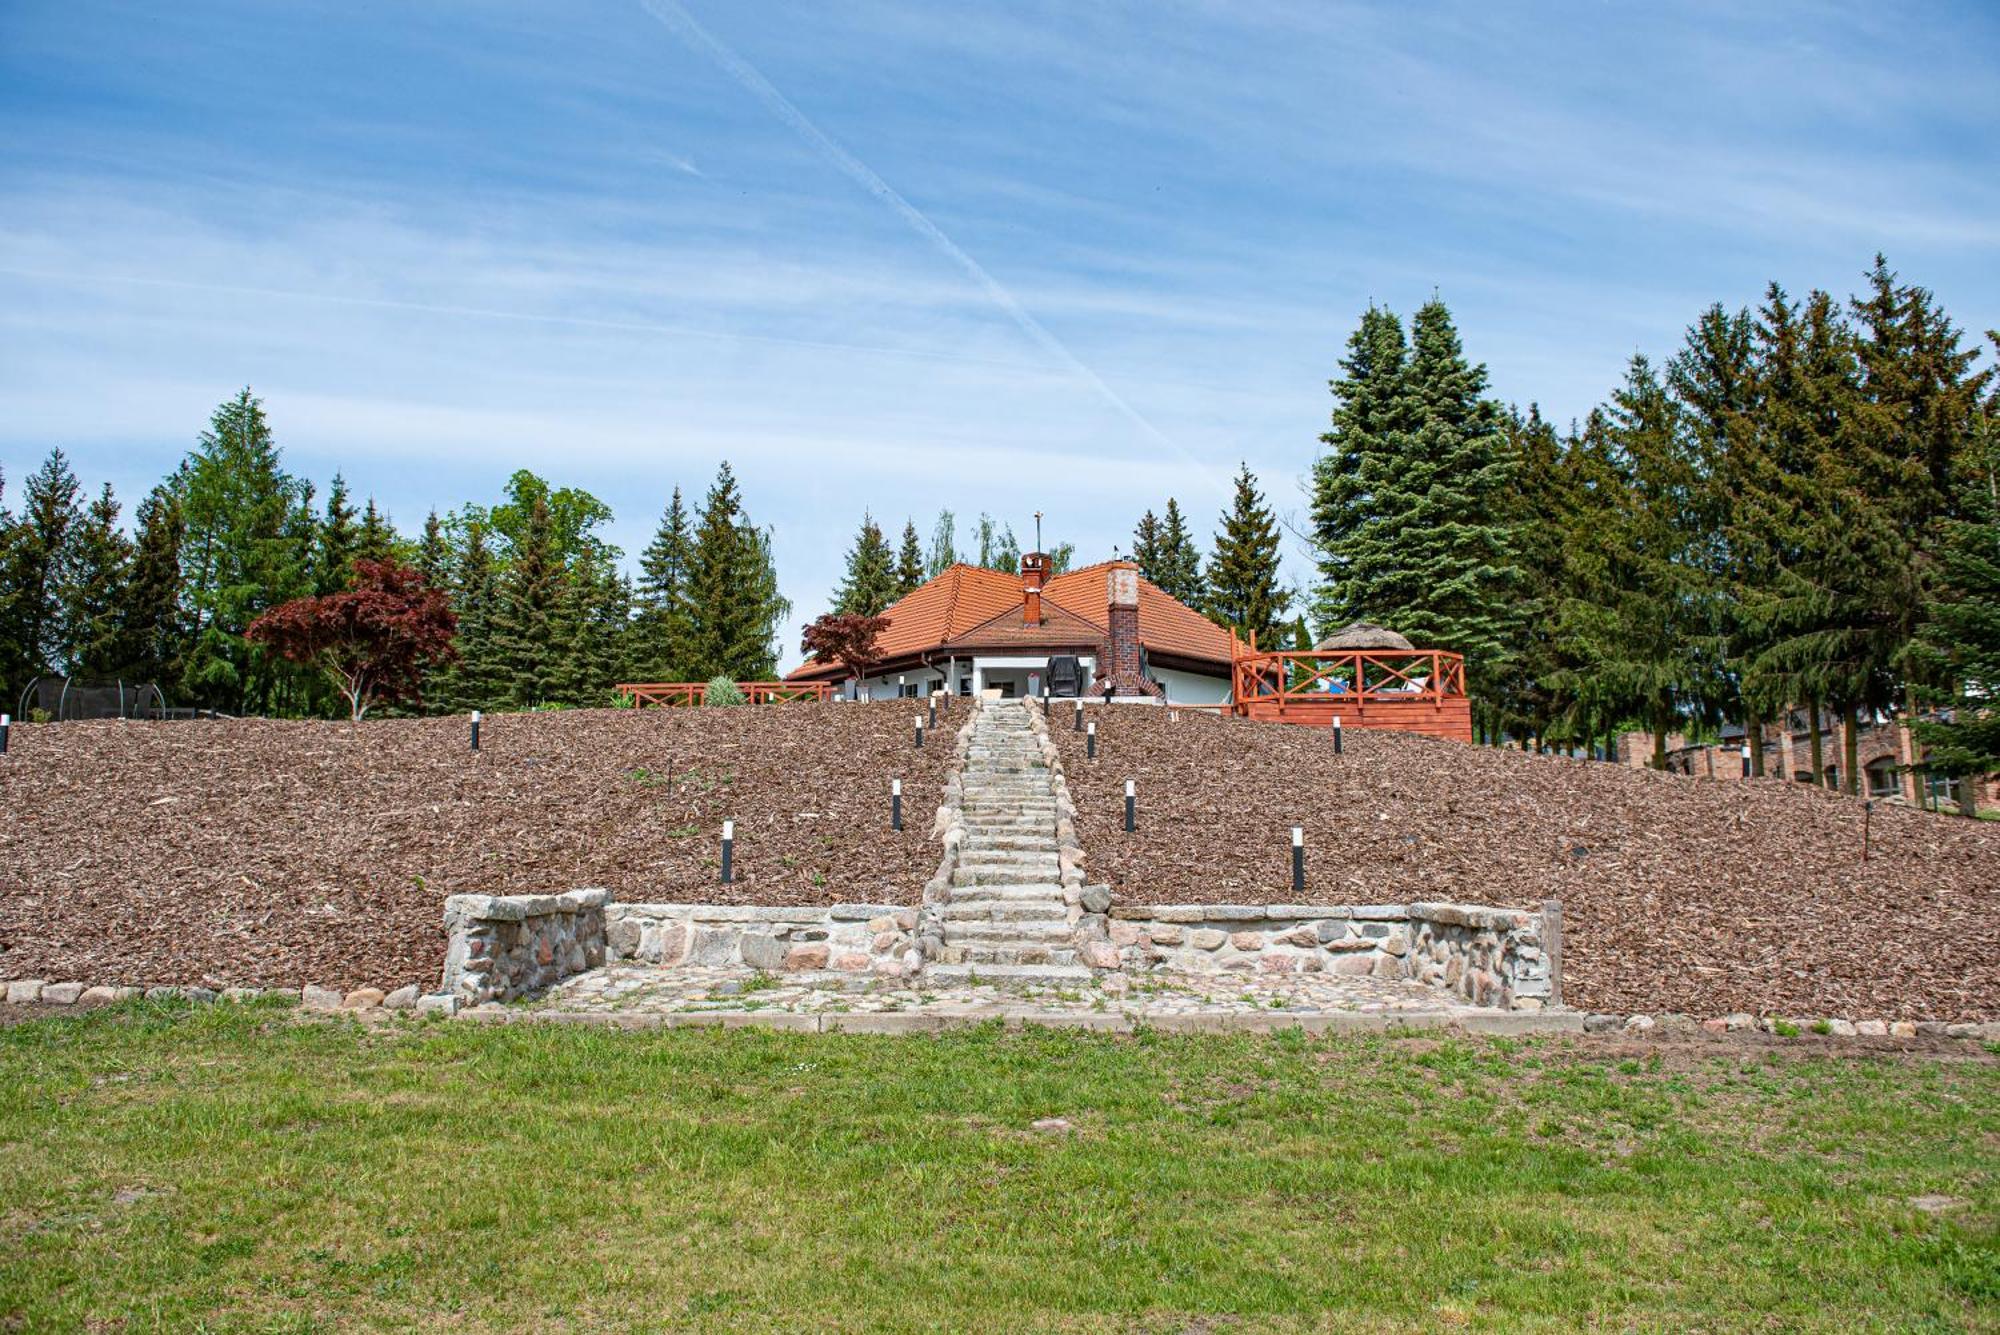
615;681;835;708
1229;648;1472;742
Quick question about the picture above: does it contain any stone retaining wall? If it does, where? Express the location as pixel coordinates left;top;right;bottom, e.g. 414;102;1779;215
1107;899;1558;1011
606;903;918;977
440;888;609;1005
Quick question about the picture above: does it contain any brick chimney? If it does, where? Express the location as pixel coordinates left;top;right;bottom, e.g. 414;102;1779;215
1021;551;1048;625
1102;562;1160;697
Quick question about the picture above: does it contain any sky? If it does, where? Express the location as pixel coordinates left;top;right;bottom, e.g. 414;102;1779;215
2;1;1996;668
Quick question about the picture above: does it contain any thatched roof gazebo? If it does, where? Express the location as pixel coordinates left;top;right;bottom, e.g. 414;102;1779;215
1314;622;1414;653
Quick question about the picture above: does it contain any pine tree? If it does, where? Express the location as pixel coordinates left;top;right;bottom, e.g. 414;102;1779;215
833;513;898;616
434;519;504;712
109;485;181;686
685;462;782;680
1131;509;1162;577
1205;463;1290;645
632;488;694;680
490;492;567;708
925;509;960;576
177;388;313;713
1154;498;1205;608
315;473;357;595
63;483;133;675
738;520;790;680
1491;405;1567;743
894;520;924;596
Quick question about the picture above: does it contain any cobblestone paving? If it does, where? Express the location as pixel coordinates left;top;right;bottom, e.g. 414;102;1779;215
533;962;1487;1023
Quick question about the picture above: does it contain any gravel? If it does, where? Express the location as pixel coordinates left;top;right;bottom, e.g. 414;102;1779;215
1051;705;2000;1022
0;702;953;992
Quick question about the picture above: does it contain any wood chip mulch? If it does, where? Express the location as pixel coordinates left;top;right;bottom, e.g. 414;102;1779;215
0;702;953;992
1050;705;2000;1022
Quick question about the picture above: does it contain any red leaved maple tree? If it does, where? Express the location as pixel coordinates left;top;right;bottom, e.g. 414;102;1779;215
247;559;458;721
801;612;891;693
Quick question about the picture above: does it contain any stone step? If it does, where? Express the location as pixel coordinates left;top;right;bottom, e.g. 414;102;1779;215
944;919;1075;944
943;901;1067;922
938;944;1083;967
964;834;1057;851
924;961;1094;986
947;883;1069;903
959;848;1060;865
955;863;1063;886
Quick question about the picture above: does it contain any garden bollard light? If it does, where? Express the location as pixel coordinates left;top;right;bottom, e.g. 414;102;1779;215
1073;699;1083;731
1333;714;1343;755
928;695;937;729
720;820;735;884
470;710;481;751
914;716;924;749
1086;720;1097;759
1862;800;1872;862
1741;743;1751;778
1124;779;1136;832
891;779;903;832
1292;826;1305;894
0;713;8;755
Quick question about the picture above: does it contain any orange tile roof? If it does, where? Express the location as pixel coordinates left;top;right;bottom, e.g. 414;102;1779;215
788;559;1234;678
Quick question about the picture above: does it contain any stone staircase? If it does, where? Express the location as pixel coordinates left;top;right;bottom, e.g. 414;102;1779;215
930;701;1091;986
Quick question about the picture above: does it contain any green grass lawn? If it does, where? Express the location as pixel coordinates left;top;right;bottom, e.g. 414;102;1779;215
1;1004;1994;1332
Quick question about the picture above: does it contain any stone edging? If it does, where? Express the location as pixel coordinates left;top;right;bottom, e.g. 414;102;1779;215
1022;697;1117;970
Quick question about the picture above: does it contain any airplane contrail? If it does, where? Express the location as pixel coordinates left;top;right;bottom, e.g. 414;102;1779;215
636;0;1212;474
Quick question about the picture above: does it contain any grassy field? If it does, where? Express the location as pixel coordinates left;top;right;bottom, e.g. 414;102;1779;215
1;1004;1994;1332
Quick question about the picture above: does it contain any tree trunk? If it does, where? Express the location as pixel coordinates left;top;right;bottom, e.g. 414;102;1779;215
1746;709;1764;779
1842;708;1860;795
1806;692;1824;785
1651;722;1668;771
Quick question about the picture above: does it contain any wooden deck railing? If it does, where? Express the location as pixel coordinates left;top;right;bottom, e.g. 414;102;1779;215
1230;647;1472;742
616;681;835;707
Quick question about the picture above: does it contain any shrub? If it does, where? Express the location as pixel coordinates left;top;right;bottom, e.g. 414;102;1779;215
704;676;747;707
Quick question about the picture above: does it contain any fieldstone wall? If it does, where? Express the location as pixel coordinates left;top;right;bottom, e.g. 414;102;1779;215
915;695;980;964
607;903;919;977
1021;697;1115;968
1107;900;1558;1010
441;888;609;1005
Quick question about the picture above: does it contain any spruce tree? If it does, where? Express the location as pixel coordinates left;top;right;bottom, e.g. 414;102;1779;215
63;483;133;675
414;511;450;589
435;519;504;711
490;492;567;708
894;520;924;597
6;449;82;680
1310;305;1409;633
632;488;694;680
315;474;357;594
1205;463;1290;645
1915;354;2000;787
1493;405;1567;743
833;513;898;616
1154;498;1205;607
738;520;790;680
0;464;20;695
177;388;313;713
357;498;397;566
686;462;780;680
1131;509;1162;577
115;484;186;686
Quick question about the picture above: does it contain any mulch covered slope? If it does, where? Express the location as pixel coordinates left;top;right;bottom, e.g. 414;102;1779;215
1050;705;2000;1022
0;702;952;992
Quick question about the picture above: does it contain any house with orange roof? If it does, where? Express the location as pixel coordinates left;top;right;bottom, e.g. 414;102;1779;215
787;555;1235;704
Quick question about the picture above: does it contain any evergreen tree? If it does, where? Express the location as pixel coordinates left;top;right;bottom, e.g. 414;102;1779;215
894;520;924;596
490;492;566;708
685;462;782;680
739;520;790;680
414;511;450;589
0;464;19;695
1131;509;1162;576
833;513;898;616
434;519;504;712
115;485;186;687
1492;405;1567;743
1205;463;1291;645
315;473;357;594
3;449;82;681
1915;351;2000;785
1309;304;1408;633
63;483;133;675
925;509;960;576
357;498;397;566
176;388;313;714
1154;498;1205;607
632;488;694;680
